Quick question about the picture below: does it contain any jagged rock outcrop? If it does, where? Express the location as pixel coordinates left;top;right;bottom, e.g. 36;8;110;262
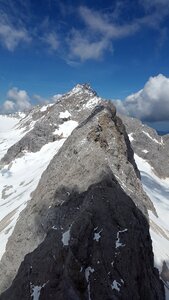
0;175;164;300
0;101;162;299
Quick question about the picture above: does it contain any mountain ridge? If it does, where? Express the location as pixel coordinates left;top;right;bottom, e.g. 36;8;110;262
0;84;168;299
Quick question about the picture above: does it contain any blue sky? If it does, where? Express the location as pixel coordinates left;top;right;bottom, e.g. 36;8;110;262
0;0;169;129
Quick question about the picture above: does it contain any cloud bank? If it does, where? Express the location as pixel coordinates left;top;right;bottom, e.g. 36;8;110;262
1;87;62;114
68;6;139;62
114;74;169;122
2;74;169;123
2;87;32;113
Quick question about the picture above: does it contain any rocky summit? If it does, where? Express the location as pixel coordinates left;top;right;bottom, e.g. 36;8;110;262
0;84;167;299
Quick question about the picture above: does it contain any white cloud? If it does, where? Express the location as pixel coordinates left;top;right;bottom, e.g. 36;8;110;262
33;94;49;104
68;30;111;61
33;93;62;104
139;0;169;29
43;32;60;51
0;18;30;51
3;100;15;112
3;87;31;113
1;88;63;114
66;6;139;62
51;94;62;102
114;74;169;122
79;6;139;39
67;5;168;62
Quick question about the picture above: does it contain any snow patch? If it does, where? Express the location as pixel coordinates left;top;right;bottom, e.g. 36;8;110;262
93;228;102;242
62;228;71;246
52;225;57;230
40;105;48;112
111;280;121;292
115;229;128;248
85;267;94;300
40;103;54;112
128;133;134;142
0;115;30;160
68;84;95;98
84;96;100;109
53;120;78;138
31;285;41;300
31;282;47;300
142;131;162;145
85;267;94;282
142;149;148;153
59;110;71;119
70;85;84;95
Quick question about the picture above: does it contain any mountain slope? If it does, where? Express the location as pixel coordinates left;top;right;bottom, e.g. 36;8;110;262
0;84;101;166
0;85;167;299
121;115;169;178
0;84;100;265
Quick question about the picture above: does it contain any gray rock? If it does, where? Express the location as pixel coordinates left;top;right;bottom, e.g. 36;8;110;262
0;175;164;300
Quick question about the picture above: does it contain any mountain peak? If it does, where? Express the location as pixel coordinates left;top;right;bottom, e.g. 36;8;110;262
69;83;97;96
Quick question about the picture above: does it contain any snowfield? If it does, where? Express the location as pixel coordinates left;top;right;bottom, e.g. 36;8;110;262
135;154;169;299
0;115;24;160
0;139;66;259
0;114;38;161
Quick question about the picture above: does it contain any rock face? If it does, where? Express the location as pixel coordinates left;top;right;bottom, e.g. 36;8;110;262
121;114;169;178
0;175;164;300
0;86;165;299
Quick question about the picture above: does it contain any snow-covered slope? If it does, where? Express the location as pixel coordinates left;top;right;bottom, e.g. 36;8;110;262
134;154;169;298
0;109;44;161
124;116;169;299
0;139;63;259
0;115;25;160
